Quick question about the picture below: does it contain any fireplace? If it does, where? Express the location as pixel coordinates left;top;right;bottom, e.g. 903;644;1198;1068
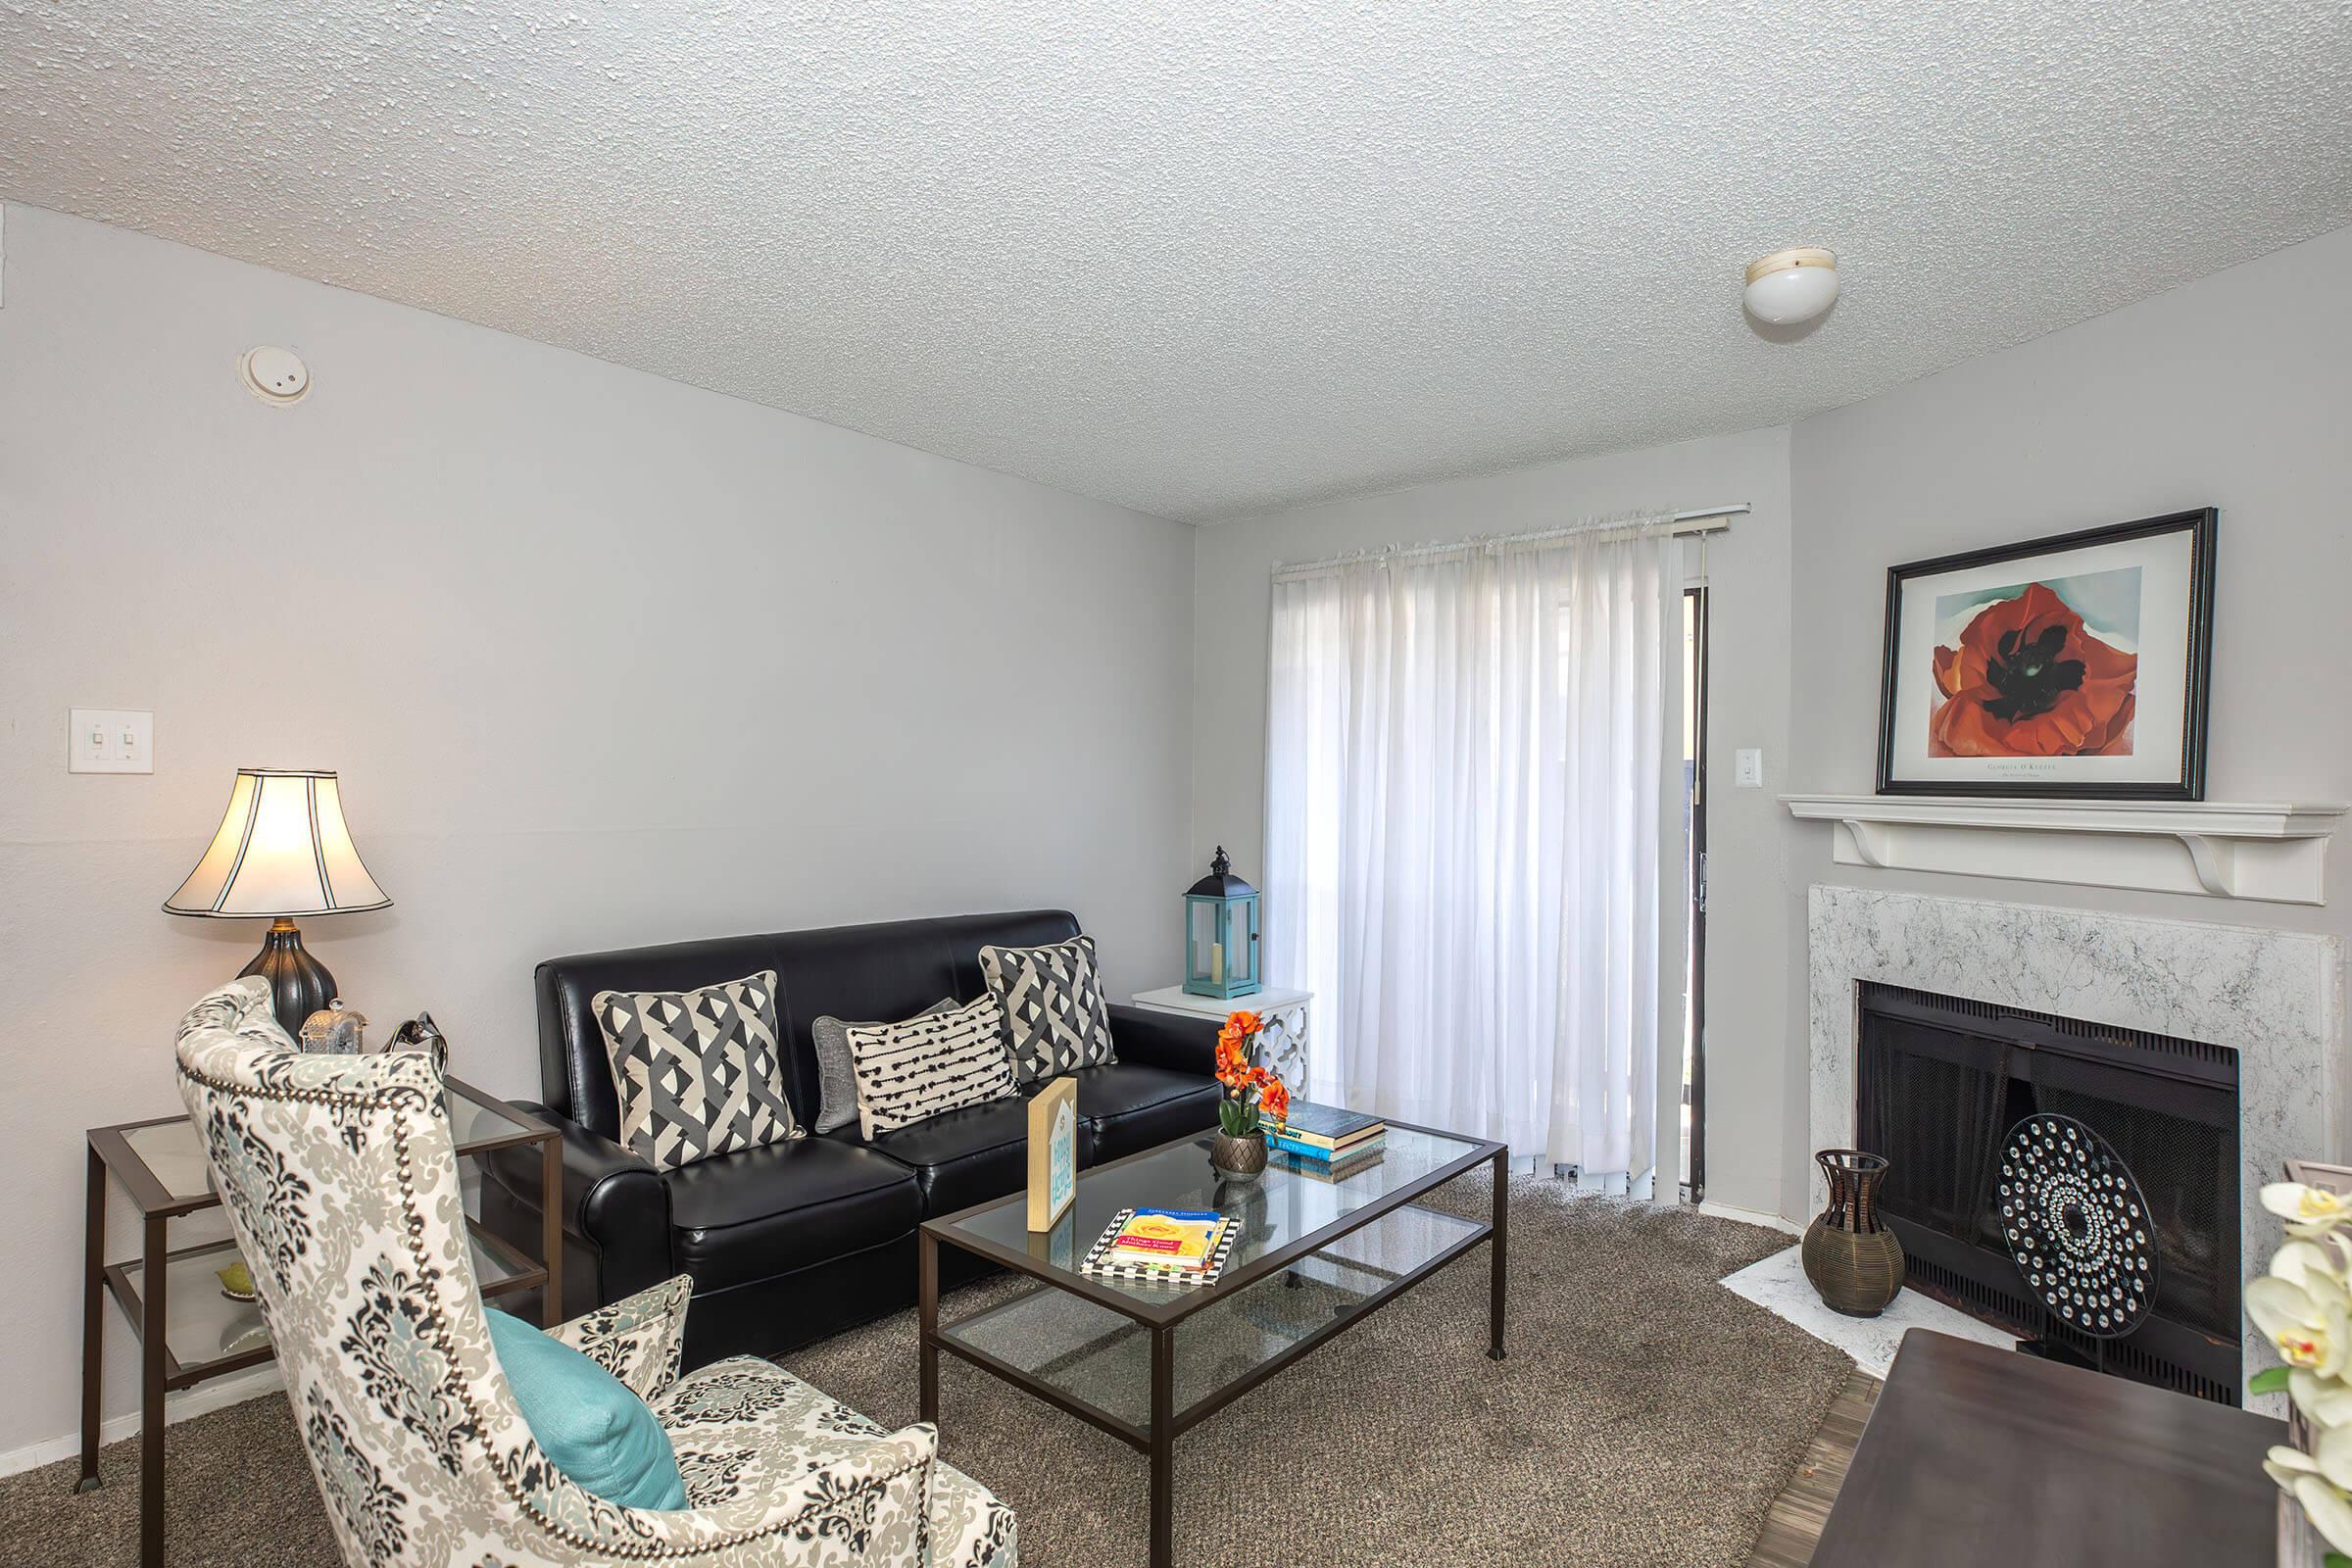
1857;982;2241;1403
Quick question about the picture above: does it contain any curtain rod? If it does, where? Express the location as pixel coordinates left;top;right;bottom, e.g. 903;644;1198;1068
1272;503;1749;580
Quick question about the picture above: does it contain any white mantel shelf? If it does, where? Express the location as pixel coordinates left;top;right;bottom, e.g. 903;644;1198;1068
1782;794;2347;905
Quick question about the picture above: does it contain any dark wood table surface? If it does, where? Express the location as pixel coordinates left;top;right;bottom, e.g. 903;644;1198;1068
1812;1329;2285;1567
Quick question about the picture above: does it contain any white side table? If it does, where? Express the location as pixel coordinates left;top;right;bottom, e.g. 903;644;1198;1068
1127;984;1313;1087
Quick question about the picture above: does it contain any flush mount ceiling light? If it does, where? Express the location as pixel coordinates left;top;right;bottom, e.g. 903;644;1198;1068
1743;248;1840;325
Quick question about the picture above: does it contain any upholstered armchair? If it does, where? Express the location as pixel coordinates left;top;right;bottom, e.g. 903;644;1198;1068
174;977;1016;1567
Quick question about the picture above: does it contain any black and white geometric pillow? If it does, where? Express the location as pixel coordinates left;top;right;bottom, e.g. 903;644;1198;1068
592;970;803;1171
978;934;1117;1085
845;995;1019;1138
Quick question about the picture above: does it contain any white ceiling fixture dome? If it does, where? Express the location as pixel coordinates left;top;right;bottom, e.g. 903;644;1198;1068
1744;249;1841;326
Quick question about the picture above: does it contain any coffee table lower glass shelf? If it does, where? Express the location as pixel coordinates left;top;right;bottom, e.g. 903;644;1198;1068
919;1120;1506;1568
940;1202;1485;1436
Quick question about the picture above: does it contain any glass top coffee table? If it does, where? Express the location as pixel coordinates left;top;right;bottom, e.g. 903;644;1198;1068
918;1119;1506;1568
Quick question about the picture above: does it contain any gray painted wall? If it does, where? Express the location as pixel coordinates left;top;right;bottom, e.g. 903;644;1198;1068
0;203;1197;1462
1782;222;2352;1217
1190;425;1798;1218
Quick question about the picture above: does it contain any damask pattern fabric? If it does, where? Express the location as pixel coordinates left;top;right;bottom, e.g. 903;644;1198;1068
172;976;1017;1568
660;1359;1014;1564
593;970;802;1171
846;996;1018;1138
811;999;956;1135
977;935;1117;1084
484;1305;686;1509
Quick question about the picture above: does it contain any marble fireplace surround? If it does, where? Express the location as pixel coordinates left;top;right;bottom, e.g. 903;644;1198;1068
1808;883;2347;1385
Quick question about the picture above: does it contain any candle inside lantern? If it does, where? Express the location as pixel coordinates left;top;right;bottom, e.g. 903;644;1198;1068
1210;941;1225;985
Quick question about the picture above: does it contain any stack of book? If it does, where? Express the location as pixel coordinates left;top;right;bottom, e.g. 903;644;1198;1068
1078;1206;1237;1287
1268;1102;1387;1180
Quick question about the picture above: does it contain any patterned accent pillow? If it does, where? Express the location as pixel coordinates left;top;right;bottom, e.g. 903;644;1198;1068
979;934;1117;1084
809;999;955;1135
592;970;803;1171
846;995;1018;1138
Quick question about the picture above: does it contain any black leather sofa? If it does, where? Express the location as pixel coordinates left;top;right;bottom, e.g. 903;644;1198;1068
480;909;1223;1367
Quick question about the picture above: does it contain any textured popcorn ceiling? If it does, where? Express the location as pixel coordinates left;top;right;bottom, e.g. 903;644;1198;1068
5;4;2350;522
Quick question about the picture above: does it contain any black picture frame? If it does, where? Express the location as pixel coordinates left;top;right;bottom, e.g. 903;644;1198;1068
1875;508;2217;800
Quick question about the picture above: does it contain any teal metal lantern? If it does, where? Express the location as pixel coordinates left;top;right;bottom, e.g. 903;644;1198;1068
1183;847;1261;1000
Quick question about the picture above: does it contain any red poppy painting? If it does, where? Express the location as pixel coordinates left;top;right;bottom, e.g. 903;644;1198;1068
1928;576;2139;759
1877;510;2215;799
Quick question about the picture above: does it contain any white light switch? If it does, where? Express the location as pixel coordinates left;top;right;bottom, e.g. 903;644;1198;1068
69;708;153;773
1735;748;1764;788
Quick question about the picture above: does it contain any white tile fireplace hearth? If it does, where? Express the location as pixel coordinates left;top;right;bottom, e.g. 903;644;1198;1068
1807;883;2345;1389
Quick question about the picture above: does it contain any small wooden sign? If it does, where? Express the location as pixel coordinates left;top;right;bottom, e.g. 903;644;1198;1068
1026;1076;1078;1232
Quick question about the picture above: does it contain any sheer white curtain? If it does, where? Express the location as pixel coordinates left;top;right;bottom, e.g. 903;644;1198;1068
1263;520;1673;1177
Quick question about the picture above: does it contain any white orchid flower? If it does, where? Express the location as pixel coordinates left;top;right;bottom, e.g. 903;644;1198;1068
2249;1253;2352;1379
2265;1182;2352;1239
2272;1443;2326;1490
2270;1443;2352;1554
2278;1239;2349;1292
2292;1368;2352;1429
2296;1474;2352;1556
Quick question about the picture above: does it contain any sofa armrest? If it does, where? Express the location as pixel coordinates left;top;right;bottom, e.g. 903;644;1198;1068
1105;1004;1221;1079
482;1102;673;1300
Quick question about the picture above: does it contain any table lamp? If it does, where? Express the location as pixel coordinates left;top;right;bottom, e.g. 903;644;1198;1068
165;768;392;1036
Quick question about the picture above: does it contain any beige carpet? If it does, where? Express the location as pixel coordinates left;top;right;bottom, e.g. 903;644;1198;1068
0;1172;1846;1566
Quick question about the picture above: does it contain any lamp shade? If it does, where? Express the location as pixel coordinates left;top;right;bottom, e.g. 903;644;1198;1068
165;768;391;918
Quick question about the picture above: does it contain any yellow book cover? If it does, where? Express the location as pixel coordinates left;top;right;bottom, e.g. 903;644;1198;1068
1104;1208;1224;1270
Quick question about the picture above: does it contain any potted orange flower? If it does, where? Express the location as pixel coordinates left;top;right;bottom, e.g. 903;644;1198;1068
1210;1010;1289;1179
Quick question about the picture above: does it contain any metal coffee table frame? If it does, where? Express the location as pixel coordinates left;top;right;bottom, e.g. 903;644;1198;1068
919;1119;1506;1568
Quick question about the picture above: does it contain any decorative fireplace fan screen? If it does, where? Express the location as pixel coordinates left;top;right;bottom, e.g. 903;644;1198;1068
1996;1113;2157;1341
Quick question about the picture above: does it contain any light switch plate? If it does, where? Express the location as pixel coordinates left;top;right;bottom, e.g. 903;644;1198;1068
70;708;153;773
1735;747;1764;788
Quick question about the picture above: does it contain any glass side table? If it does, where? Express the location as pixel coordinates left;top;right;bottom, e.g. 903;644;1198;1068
80;1076;560;1568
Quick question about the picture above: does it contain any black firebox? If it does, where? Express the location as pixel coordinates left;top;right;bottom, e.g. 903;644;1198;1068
1856;982;2241;1405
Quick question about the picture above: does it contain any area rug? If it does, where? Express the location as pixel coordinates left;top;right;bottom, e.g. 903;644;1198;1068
0;1171;1847;1566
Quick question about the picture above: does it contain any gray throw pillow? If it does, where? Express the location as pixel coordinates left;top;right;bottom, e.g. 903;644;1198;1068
810;998;956;1134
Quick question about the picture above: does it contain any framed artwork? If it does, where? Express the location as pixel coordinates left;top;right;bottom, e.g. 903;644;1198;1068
1876;509;2216;799
1025;1076;1077;1231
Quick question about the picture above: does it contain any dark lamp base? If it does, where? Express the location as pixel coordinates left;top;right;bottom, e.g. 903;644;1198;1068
237;916;338;1039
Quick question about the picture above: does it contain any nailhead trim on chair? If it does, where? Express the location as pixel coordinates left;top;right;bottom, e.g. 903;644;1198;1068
182;1061;934;1562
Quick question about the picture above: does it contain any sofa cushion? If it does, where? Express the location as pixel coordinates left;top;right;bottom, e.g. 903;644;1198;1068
1073;1063;1224;1164
847;995;1019;1137
848;1095;1098;1218
593;970;801;1171
980;934;1117;1084
665;1137;921;1294
809;998;956;1135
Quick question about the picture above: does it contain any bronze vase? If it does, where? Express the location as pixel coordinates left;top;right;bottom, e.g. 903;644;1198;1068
1801;1149;1905;1317
1210;1130;1267;1180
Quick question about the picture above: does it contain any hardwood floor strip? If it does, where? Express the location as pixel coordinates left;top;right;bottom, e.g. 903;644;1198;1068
1745;1367;1881;1567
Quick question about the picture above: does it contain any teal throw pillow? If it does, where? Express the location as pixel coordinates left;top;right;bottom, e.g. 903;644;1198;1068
484;1306;687;1511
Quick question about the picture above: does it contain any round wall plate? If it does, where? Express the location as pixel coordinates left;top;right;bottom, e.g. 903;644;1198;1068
239;346;310;404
